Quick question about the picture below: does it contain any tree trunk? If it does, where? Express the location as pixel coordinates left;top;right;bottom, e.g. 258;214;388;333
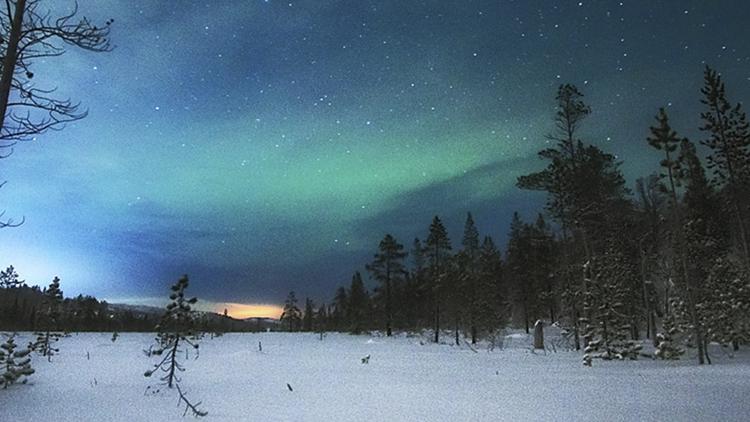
549;306;555;325
523;302;529;334
386;271;392;337
0;0;25;131
454;317;459;346
573;307;581;351
433;303;440;343
649;312;657;347
167;337;180;388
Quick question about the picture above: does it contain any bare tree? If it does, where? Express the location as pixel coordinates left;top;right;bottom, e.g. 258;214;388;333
0;0;112;227
0;0;112;143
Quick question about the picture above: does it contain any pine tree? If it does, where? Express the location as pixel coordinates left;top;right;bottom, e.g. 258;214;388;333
647;108;709;364
331;287;348;331
425;216;451;343
366;234;407;336
315;304;328;336
518;84;629;350
280;291;301;332
302;298;315;332
506;213;541;333
408;238;429;329
144;275;200;389
459;213;480;343
532;214;557;323
0;265;23;289
517;84;591;243
348;272;370;334
477;236;505;336
1;334;34;388
699;66;750;263
33;276;63;361
0;265;24;329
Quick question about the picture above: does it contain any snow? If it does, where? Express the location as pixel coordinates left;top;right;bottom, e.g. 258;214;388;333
2;331;749;421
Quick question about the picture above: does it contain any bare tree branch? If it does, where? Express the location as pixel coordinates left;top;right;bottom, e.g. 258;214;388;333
176;384;208;418
0;0;113;144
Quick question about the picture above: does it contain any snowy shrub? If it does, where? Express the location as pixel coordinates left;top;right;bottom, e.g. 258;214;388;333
1;334;34;388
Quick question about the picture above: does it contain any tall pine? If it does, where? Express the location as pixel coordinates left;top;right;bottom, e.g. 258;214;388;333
366;234;407;336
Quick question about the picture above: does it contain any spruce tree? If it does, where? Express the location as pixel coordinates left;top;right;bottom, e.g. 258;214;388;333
280;291;301;332
144;275;200;389
366;234;407;336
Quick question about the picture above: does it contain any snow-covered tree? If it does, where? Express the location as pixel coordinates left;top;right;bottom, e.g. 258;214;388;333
655;308;684;360
144;275;200;388
33;276;63;361
581;254;642;366
1;334;34;388
702;256;750;351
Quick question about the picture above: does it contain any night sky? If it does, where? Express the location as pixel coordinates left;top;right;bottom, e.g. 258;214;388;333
1;0;749;317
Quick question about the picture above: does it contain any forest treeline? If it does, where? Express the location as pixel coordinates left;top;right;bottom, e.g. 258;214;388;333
0;266;254;333
281;67;750;365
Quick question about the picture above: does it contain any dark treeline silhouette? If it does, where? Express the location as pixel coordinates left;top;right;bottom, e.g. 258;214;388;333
0;266;258;333
305;67;750;365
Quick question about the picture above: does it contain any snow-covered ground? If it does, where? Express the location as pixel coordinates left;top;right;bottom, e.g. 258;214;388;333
2;331;749;421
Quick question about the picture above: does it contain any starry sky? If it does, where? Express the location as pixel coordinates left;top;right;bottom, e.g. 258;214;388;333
1;0;749;317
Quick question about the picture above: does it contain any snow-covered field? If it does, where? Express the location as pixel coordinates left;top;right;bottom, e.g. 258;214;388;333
3;331;749;421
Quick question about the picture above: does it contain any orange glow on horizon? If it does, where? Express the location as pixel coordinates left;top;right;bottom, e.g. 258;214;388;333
217;302;283;319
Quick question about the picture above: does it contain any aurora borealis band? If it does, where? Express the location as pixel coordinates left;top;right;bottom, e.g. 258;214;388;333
1;1;750;313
